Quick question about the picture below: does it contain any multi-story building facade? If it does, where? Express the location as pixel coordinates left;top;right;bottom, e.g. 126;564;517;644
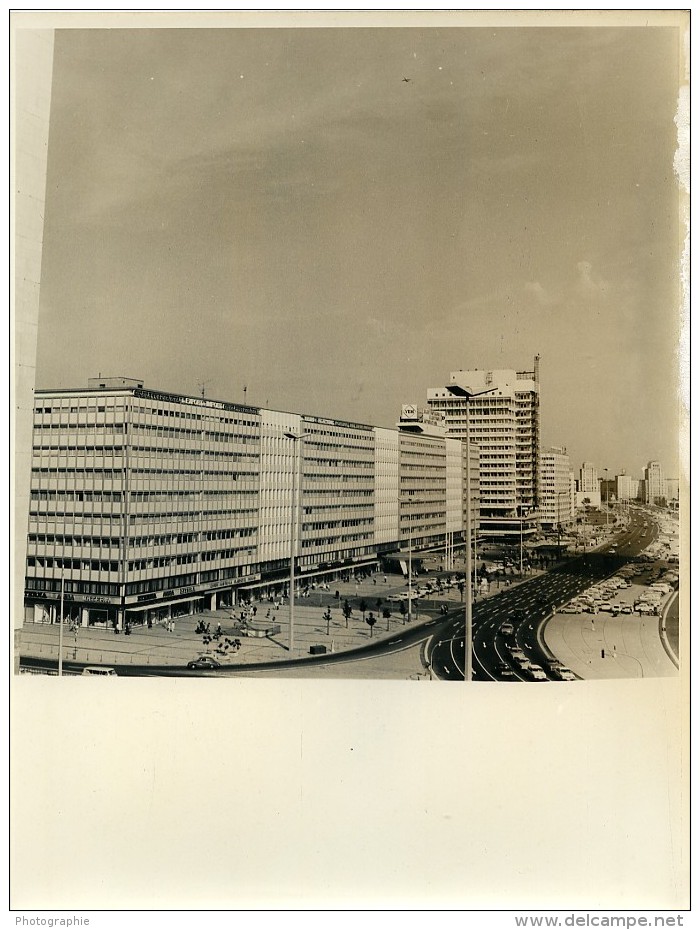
425;358;540;543
616;474;641;501
539;446;573;530
644;461;667;505
616;473;635;501
579;462;599;494
23;380;475;629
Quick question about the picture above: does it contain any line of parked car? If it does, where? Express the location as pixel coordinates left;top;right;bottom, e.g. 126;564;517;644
498;623;576;682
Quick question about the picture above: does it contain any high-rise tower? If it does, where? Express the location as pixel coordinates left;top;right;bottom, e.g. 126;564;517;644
426;357;541;543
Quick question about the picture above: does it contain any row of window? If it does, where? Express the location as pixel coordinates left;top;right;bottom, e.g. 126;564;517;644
26;578;120;596
27;557;120;573
32;491;122;502
127;508;258;522
33;422;125;432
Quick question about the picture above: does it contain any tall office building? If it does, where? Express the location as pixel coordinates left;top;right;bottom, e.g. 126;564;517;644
426;357;541;543
616;473;634;501
23;380;474;629
540;446;573;529
579;462;599;494
644;460;667;505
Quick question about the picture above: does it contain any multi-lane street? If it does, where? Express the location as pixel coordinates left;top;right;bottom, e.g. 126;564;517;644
427;507;659;681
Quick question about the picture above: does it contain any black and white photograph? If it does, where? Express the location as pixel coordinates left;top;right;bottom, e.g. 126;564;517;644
11;9;689;914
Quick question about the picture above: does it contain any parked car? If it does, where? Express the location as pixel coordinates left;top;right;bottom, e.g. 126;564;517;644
82;666;117;676
187;655;221;670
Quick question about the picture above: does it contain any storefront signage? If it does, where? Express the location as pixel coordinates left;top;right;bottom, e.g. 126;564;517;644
304;414;372;433
135;388;258;417
25;590;72;601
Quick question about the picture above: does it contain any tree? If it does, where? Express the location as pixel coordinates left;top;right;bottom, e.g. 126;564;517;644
457;581;465;602
398;601;407;623
376;598;383;611
383;607;392;630
323;609;332;636
342;600;352;628
359;599;368;622
366;612;377;638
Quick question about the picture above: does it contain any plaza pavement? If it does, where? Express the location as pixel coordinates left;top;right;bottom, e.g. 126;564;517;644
15;572;459;678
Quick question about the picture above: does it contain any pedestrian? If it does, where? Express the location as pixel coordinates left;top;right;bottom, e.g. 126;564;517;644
216;622;222;635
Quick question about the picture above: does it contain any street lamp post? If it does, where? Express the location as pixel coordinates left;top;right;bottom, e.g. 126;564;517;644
58;573;65;677
284;431;311;653
445;383;495;681
519;507;525;577
407;523;413;623
400;495;429;624
604;468;609;529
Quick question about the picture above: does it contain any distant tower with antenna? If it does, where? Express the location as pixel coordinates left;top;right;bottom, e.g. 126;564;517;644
197;379;212;398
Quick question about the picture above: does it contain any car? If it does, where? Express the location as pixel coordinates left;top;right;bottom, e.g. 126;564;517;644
82;666;117;676
620;605;633;614
560;604;581;614
528;667;548;681
557;669;577;681
187;655;221;670
599;602;612;612
500;621;515;635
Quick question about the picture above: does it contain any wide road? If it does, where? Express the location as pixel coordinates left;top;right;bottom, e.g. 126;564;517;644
427;507;658;681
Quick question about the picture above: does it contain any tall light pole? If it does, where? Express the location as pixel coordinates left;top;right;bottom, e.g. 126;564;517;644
58;572;65;677
399;495;429;624
284;431;310;653
445;383;495;681
604;468;609;528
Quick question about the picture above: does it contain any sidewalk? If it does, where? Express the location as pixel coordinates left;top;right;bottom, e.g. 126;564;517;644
14;565;554;676
16;572;442;673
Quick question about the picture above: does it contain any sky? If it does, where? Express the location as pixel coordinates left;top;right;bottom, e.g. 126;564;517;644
34;20;685;479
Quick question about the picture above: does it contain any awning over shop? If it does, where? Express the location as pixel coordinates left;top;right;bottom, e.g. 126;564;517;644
124;594;203;613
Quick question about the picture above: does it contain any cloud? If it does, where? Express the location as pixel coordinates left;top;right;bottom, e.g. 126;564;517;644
576;260;609;297
523;280;556;307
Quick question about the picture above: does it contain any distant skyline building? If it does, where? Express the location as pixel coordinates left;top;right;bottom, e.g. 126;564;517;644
540;446;573;530
425;357;541;543
644;460;667;505
579;461;599;494
23;381;474;630
615;473;640;501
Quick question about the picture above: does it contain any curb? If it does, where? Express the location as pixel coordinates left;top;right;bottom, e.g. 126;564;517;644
658;590;679;669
